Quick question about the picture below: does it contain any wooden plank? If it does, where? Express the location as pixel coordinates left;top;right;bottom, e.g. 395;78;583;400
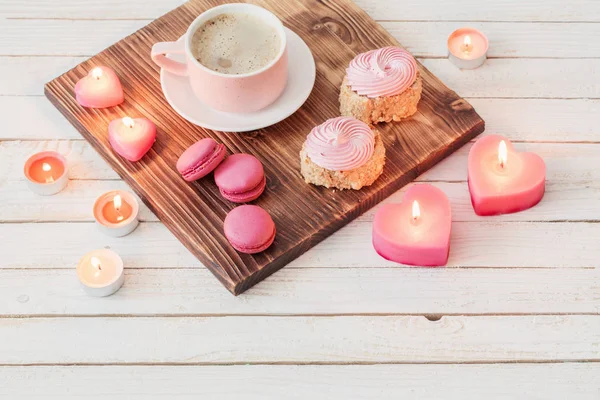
1;364;600;399
1;140;120;180
0;97;82;140
1;268;598;316
3;141;598;183
0;57;85;96
2;99;599;142
468;99;600;142
354;0;600;22
1;315;599;363
5;19;600;58
2;0;598;22
3;57;598;98
421;58;600;99
2;180;599;223
382;21;600;58
1;220;598;269
0;19;148;56
44;0;484;294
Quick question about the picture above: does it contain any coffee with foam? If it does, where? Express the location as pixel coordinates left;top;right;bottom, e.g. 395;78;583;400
191;13;281;75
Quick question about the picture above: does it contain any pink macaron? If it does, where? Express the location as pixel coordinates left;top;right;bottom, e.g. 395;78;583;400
224;205;276;254
176;138;226;182
214;153;266;203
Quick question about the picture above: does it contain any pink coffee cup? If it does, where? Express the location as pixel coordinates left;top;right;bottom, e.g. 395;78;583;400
151;3;288;114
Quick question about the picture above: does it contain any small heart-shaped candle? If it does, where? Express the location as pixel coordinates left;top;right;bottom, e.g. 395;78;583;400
75;66;124;108
108;117;156;162
468;135;545;216
372;184;452;266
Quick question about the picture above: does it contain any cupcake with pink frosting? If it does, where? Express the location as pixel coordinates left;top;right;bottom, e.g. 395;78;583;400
300;117;385;190
339;46;422;124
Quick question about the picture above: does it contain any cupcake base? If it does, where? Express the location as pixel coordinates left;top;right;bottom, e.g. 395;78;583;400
339;73;422;125
300;129;386;190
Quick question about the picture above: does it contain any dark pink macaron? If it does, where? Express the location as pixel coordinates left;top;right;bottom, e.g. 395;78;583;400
224;205;276;254
177;138;226;182
214;153;266;203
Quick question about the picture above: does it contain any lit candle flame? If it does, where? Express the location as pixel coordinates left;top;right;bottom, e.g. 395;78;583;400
113;194;122;211
91;256;102;277
91;67;103;80
114;194;124;221
122;117;135;129
498;140;508;168
42;162;54;183
412;200;421;221
461;34;473;54
464;35;472;48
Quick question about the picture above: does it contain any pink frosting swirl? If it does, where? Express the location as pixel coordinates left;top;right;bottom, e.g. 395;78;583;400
305;117;374;171
346;46;418;98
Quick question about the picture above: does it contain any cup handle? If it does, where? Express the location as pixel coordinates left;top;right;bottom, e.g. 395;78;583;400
151;41;188;76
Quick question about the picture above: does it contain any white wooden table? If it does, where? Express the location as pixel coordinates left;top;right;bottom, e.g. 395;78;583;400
1;0;599;398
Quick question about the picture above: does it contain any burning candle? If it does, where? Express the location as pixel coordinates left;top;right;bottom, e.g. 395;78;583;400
447;27;488;69
24;151;68;195
108;116;156;162
74;66;124;108
76;249;124;297
468;135;546;216
372;184;452;266
93;190;139;237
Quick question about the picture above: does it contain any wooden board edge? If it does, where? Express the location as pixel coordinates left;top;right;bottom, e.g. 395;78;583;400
233;117;486;295
43;83;240;295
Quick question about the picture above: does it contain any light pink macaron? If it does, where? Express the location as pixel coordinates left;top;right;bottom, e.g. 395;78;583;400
224;205;276;254
214;154;266;203
176;138;226;182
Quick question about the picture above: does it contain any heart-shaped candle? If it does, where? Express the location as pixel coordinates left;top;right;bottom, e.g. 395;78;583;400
108;117;156;162
468;135;545;216
75;66;124;108
372;184;452;266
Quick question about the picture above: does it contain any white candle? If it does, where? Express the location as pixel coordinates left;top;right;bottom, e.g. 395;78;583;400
23;151;69;195
93;190;140;237
447;27;489;69
76;249;124;297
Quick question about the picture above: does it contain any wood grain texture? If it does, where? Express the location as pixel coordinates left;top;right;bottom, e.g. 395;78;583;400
4;141;598;183
3;180;599;223
44;0;484;294
2;98;598;141
1;315;599;364
3;0;598;22
6;19;600;58
1;364;599;399
2;221;599;269
1;268;598;316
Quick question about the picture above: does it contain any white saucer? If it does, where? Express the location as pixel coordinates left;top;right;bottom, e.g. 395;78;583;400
160;28;316;132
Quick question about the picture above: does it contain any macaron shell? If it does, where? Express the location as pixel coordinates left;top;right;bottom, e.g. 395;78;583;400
177;138;225;181
224;205;276;254
219;176;266;203
214;154;265;194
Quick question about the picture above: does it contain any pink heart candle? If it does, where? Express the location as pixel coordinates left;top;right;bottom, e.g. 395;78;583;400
468;135;545;216
372;184;452;266
108;117;156;162
75;66;124;108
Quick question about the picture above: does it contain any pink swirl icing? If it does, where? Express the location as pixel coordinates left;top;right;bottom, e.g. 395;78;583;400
305;117;374;171
346;46;417;98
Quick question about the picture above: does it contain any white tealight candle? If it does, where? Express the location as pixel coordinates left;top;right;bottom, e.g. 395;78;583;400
76;249;124;297
24;151;69;195
447;27;489;69
93;190;140;237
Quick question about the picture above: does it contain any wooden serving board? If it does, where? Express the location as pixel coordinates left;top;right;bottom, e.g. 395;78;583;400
45;0;485;295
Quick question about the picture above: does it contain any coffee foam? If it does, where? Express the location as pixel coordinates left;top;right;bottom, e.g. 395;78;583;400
191;13;281;75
